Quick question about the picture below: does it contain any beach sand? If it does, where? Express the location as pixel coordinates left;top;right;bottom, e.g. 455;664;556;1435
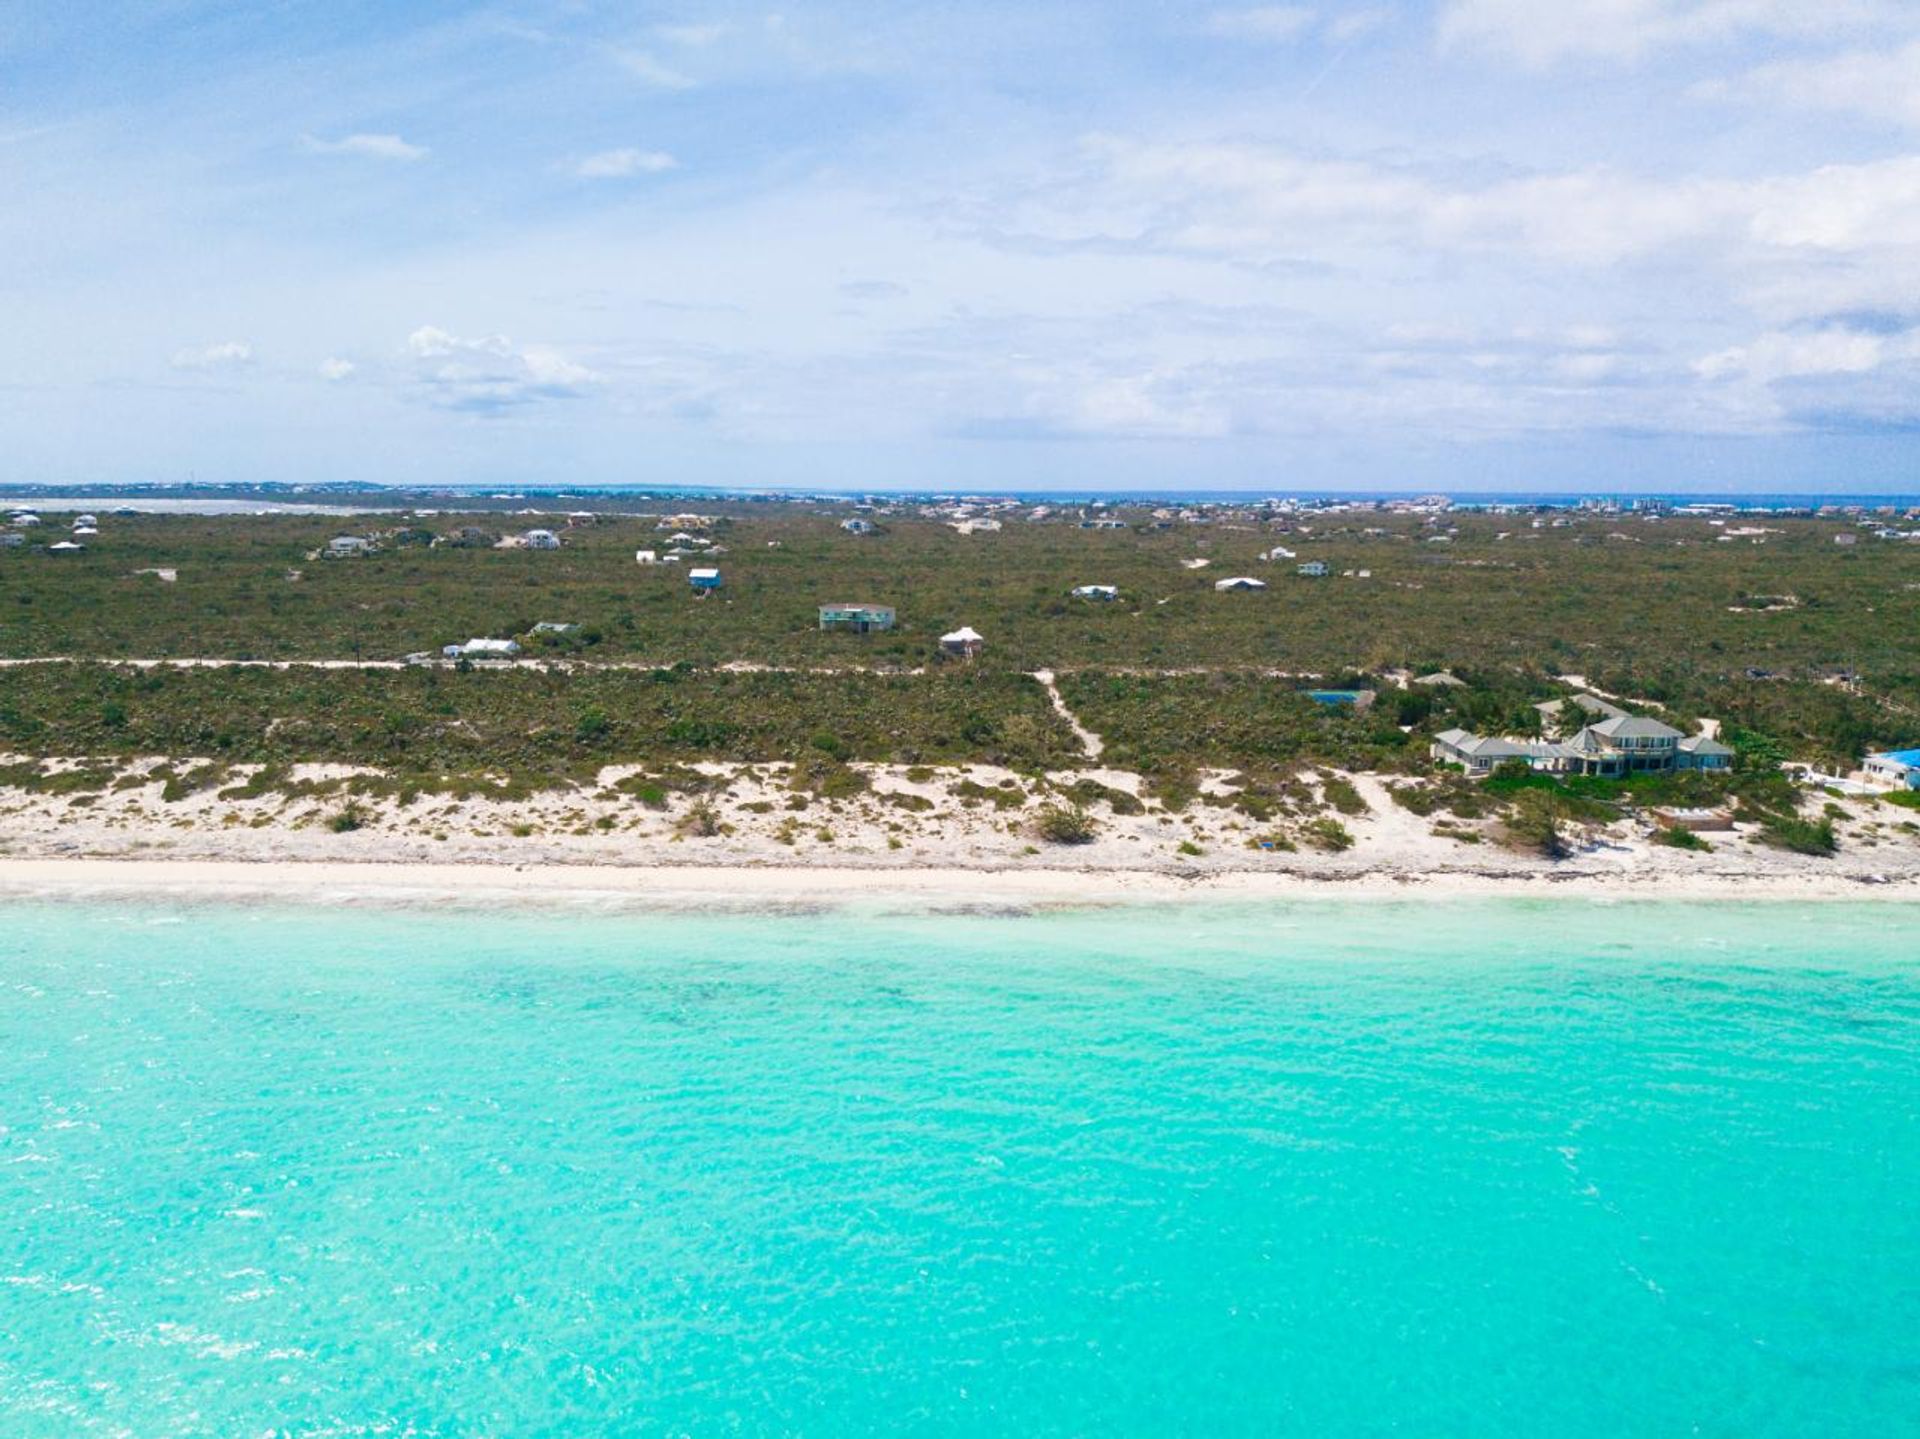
3;753;1917;908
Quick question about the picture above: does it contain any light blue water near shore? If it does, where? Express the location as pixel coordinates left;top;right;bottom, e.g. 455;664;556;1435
2;899;1917;1437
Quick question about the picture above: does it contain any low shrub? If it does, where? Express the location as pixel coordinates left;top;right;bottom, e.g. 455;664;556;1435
1034;805;1097;845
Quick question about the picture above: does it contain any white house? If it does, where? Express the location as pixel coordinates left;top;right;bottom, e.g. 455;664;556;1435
841;518;875;535
940;625;985;657
326;535;372;556
1072;584;1119;600
1863;749;1920;789
1214;576;1268;592
635;549;658;565
521;529;561;550
73;526;99;537
447;637;521;660
1297;561;1329;577
1261;545;1296;561
47;540;85;554
73;514;99;528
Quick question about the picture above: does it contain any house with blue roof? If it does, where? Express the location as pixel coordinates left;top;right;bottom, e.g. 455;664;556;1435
1864;749;1920;789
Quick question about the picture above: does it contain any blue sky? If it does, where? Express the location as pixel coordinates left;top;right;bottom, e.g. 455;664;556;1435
6;0;1920;493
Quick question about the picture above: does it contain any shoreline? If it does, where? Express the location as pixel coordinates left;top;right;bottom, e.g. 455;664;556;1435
2;856;1917;912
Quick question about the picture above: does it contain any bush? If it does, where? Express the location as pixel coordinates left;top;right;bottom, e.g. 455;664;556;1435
675;801;723;838
328;803;365;833
1034;805;1097;845
1321;775;1366;815
1301;816;1354;852
1759;815;1836;855
1652;826;1711;851
1503;790;1570;858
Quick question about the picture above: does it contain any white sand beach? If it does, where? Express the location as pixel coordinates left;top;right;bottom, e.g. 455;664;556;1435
2;754;1917;907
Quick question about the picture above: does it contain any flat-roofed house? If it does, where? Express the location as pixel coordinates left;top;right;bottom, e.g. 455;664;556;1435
1072;584;1120;600
818;603;896;633
1864;749;1920;789
446;637;521;660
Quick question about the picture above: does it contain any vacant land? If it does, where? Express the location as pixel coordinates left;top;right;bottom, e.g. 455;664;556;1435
1;500;1915;790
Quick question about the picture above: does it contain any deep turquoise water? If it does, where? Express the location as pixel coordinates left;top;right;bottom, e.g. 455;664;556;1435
2;898;1917;1436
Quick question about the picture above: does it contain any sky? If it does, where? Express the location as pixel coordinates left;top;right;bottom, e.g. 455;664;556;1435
6;0;1920;494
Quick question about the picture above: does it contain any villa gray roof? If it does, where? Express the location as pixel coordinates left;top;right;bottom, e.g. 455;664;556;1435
1589;715;1684;741
1435;730;1579;761
1569;693;1628;719
1677;735;1735;755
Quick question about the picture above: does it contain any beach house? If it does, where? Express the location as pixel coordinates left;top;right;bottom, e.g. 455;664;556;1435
520;529;561;550
1434;715;1733;779
1297;561;1329;577
1071;584;1120;600
1863;749;1920;789
326;535;372;557
841;518;875;535
689;567;723;591
818;603;896;633
1214;576;1268;592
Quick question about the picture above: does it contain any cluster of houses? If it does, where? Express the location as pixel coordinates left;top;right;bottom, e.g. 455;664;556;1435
1432;696;1735;779
5;510;99;554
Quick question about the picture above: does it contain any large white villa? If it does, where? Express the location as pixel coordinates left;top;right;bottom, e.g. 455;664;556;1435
1433;712;1734;779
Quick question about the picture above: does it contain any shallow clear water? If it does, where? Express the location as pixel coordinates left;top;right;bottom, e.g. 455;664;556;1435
2;898;1916;1436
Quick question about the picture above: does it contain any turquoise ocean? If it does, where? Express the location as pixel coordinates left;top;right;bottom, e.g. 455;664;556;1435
2;898;1916;1436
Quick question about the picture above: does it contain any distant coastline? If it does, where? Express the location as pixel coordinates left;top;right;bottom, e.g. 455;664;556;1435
5;481;1920;513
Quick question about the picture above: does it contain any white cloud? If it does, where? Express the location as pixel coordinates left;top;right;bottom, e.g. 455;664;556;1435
404;325;599;413
574;148;679;180
1205;7;1317;43
301;132;428;161
1695;327;1906;384
318;357;356;381
170;340;253;371
982;137;1920;268
1438;0;1905;67
1706;40;1920;129
613;49;697;89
